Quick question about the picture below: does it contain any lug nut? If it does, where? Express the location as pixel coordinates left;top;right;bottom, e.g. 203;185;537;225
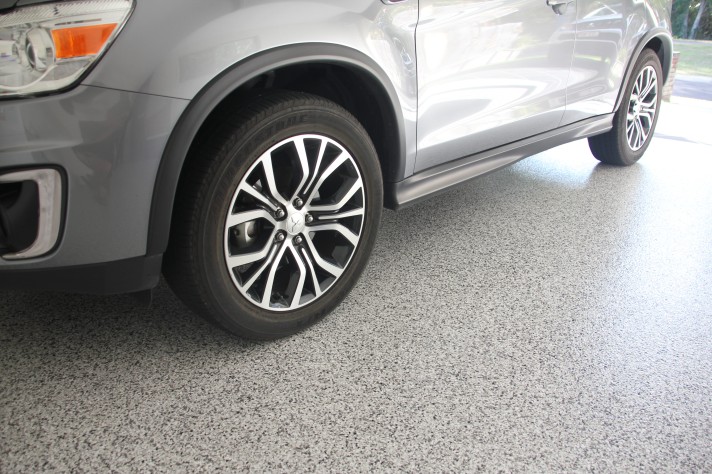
275;232;286;242
275;209;285;219
293;197;304;208
294;235;303;245
305;214;313;224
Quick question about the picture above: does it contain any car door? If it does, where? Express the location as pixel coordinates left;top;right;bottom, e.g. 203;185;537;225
560;0;628;124
415;0;577;173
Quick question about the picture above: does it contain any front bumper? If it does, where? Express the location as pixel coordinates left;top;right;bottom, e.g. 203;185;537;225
0;84;188;293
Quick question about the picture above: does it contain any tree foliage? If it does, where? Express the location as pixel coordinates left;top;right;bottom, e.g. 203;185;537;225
673;0;712;39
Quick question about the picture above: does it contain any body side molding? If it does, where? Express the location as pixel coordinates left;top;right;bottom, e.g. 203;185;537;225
386;114;615;210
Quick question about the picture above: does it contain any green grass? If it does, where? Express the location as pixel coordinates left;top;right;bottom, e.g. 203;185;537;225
674;40;712;76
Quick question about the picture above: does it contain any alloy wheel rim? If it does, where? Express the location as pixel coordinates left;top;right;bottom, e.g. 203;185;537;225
223;134;366;311
626;65;658;151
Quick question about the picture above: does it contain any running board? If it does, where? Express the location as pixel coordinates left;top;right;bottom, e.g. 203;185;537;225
385;114;614;210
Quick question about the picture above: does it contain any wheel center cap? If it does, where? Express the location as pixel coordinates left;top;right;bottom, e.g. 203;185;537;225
633;102;641;115
286;212;306;235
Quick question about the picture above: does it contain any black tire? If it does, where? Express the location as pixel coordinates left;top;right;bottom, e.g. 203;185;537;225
164;91;383;339
588;49;663;166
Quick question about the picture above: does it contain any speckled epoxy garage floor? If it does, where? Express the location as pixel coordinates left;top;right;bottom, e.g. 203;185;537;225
2;98;712;472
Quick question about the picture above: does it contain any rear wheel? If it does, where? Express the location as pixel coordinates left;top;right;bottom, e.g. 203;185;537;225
164;92;382;339
588;49;662;166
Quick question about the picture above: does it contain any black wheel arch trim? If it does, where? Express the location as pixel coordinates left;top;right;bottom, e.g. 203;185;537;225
146;43;406;256
613;28;673;114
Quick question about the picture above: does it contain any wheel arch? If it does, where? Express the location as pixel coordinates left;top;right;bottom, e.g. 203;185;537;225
613;29;674;113
146;43;405;256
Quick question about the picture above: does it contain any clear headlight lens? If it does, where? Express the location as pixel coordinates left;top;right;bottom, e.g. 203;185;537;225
0;0;133;98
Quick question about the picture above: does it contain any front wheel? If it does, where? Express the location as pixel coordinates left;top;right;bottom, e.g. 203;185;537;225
164;92;383;339
588;48;663;166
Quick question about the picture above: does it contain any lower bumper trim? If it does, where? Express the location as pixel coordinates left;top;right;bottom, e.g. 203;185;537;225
0;254;162;295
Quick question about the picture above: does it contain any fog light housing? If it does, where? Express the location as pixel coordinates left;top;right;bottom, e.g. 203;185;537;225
0;169;62;260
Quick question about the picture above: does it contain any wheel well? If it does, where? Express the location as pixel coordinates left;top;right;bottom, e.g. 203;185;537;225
644;36;671;84
148;45;407;257
187;63;401;183
613;32;673;113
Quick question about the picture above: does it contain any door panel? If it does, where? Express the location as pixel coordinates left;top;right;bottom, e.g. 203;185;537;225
561;0;649;125
561;0;626;124
415;0;577;173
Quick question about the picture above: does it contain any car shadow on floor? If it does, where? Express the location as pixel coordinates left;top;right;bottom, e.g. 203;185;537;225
0;279;261;366
0;152;640;360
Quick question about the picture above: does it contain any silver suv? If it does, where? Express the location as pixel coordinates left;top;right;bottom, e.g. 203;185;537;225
0;0;673;338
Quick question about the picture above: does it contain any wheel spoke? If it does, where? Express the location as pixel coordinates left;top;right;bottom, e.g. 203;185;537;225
305;152;350;206
260;154;288;206
627;119;636;148
302;139;327;197
300;246;323;298
631;120;639;148
292;137;311;200
640;71;656;99
304;235;344;278
226;208;275;228
241;244;279;291
632;80;641;97
288;244;307;309
316;208;364;221
309;181;363;213
638;112;652;127
261;241;289;306
627;118;635;133
238;183;278;212
641;105;656;120
634;119;644;149
309;223;360;246
227;229;277;268
640;98;656;108
637;117;649;143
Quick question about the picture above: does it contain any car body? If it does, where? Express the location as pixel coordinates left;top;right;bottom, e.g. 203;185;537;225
0;0;672;338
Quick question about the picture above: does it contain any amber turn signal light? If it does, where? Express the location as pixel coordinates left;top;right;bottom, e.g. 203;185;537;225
51;24;118;59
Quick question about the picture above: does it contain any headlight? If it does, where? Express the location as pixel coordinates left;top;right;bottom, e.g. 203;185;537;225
0;0;133;98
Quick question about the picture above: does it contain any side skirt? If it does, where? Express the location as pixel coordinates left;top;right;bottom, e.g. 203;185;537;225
385;114;614;210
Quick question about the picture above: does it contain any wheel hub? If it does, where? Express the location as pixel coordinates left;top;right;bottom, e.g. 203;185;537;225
285;211;306;236
632;100;641;116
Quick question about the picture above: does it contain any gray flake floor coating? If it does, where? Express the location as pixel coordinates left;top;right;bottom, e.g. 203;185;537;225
2;98;712;472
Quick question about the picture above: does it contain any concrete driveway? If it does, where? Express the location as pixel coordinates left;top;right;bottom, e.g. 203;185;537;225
2;95;711;471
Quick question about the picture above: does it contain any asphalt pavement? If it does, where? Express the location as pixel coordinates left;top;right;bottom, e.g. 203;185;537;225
672;75;712;101
2;93;711;471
